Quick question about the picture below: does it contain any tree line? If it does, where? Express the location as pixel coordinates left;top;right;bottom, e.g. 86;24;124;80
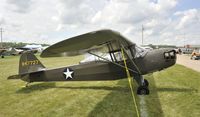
1;42;49;48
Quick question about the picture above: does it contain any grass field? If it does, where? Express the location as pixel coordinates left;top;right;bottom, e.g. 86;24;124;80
0;55;200;117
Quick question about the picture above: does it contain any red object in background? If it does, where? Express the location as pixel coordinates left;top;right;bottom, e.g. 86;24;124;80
184;44;190;48
186;45;190;48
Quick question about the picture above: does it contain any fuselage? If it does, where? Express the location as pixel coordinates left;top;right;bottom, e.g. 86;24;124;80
21;48;176;83
23;61;127;82
134;48;176;74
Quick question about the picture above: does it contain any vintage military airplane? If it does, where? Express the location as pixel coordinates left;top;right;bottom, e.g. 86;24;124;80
8;29;176;95
12;47;38;55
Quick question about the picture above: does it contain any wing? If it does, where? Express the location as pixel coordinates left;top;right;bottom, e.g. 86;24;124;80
15;47;31;51
40;29;135;57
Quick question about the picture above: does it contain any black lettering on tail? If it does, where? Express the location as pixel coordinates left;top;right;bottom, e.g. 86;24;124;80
19;52;45;74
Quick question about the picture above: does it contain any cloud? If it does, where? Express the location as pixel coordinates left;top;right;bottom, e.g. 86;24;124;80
175;9;200;30
0;16;6;25
7;0;33;13
89;0;180;44
0;0;199;46
56;0;102;25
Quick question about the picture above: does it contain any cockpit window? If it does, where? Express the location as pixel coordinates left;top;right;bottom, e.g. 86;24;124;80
80;44;148;63
134;45;148;58
80;52;111;63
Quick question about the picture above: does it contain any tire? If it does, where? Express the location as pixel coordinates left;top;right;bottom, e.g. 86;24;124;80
137;86;150;95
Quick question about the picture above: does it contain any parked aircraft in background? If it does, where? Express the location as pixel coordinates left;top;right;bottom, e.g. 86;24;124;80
8;44;49;56
9;48;25;56
0;48;7;58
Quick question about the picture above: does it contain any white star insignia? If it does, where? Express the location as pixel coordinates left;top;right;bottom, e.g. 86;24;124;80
63;68;74;79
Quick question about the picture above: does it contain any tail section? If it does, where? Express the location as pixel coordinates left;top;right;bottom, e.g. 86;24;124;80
19;52;46;74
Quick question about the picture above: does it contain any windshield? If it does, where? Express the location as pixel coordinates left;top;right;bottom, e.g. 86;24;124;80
134;45;148;58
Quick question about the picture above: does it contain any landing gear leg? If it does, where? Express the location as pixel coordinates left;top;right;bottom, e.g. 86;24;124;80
133;74;150;95
143;79;149;87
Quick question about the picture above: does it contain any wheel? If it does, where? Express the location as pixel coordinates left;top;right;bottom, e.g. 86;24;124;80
1;55;4;58
143;79;149;87
137;86;149;95
192;56;197;60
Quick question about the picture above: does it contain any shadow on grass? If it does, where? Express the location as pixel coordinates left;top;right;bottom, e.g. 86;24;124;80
15;75;197;116
157;87;198;93
58;86;129;92
16;82;129;94
16;82;56;93
143;75;164;117
87;75;166;117
88;79;137;117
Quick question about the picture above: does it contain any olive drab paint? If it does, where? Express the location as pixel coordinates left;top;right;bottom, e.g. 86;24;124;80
8;29;176;95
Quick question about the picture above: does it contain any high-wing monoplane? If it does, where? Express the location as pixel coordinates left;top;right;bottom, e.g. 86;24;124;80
8;29;176;95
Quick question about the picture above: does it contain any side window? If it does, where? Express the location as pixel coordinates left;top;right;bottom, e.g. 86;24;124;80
116;48;133;61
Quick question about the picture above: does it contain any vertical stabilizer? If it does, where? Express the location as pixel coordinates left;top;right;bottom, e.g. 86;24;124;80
19;52;45;74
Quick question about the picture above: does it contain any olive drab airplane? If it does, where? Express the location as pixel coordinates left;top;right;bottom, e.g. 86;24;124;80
8;29;176;95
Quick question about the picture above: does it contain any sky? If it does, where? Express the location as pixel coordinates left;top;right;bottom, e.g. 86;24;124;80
0;0;199;46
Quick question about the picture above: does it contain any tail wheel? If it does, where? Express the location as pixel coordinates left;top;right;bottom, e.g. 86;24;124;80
137;86;149;95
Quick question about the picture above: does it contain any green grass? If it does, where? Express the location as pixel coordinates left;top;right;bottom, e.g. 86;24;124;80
0;55;200;117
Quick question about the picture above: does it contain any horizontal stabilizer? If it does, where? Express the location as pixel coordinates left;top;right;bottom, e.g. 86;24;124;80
7;75;21;80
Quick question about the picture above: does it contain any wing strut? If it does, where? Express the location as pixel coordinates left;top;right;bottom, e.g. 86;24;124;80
121;48;140;117
120;44;142;75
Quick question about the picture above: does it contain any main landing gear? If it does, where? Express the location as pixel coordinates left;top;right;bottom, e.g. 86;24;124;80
134;73;150;95
137;79;149;95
